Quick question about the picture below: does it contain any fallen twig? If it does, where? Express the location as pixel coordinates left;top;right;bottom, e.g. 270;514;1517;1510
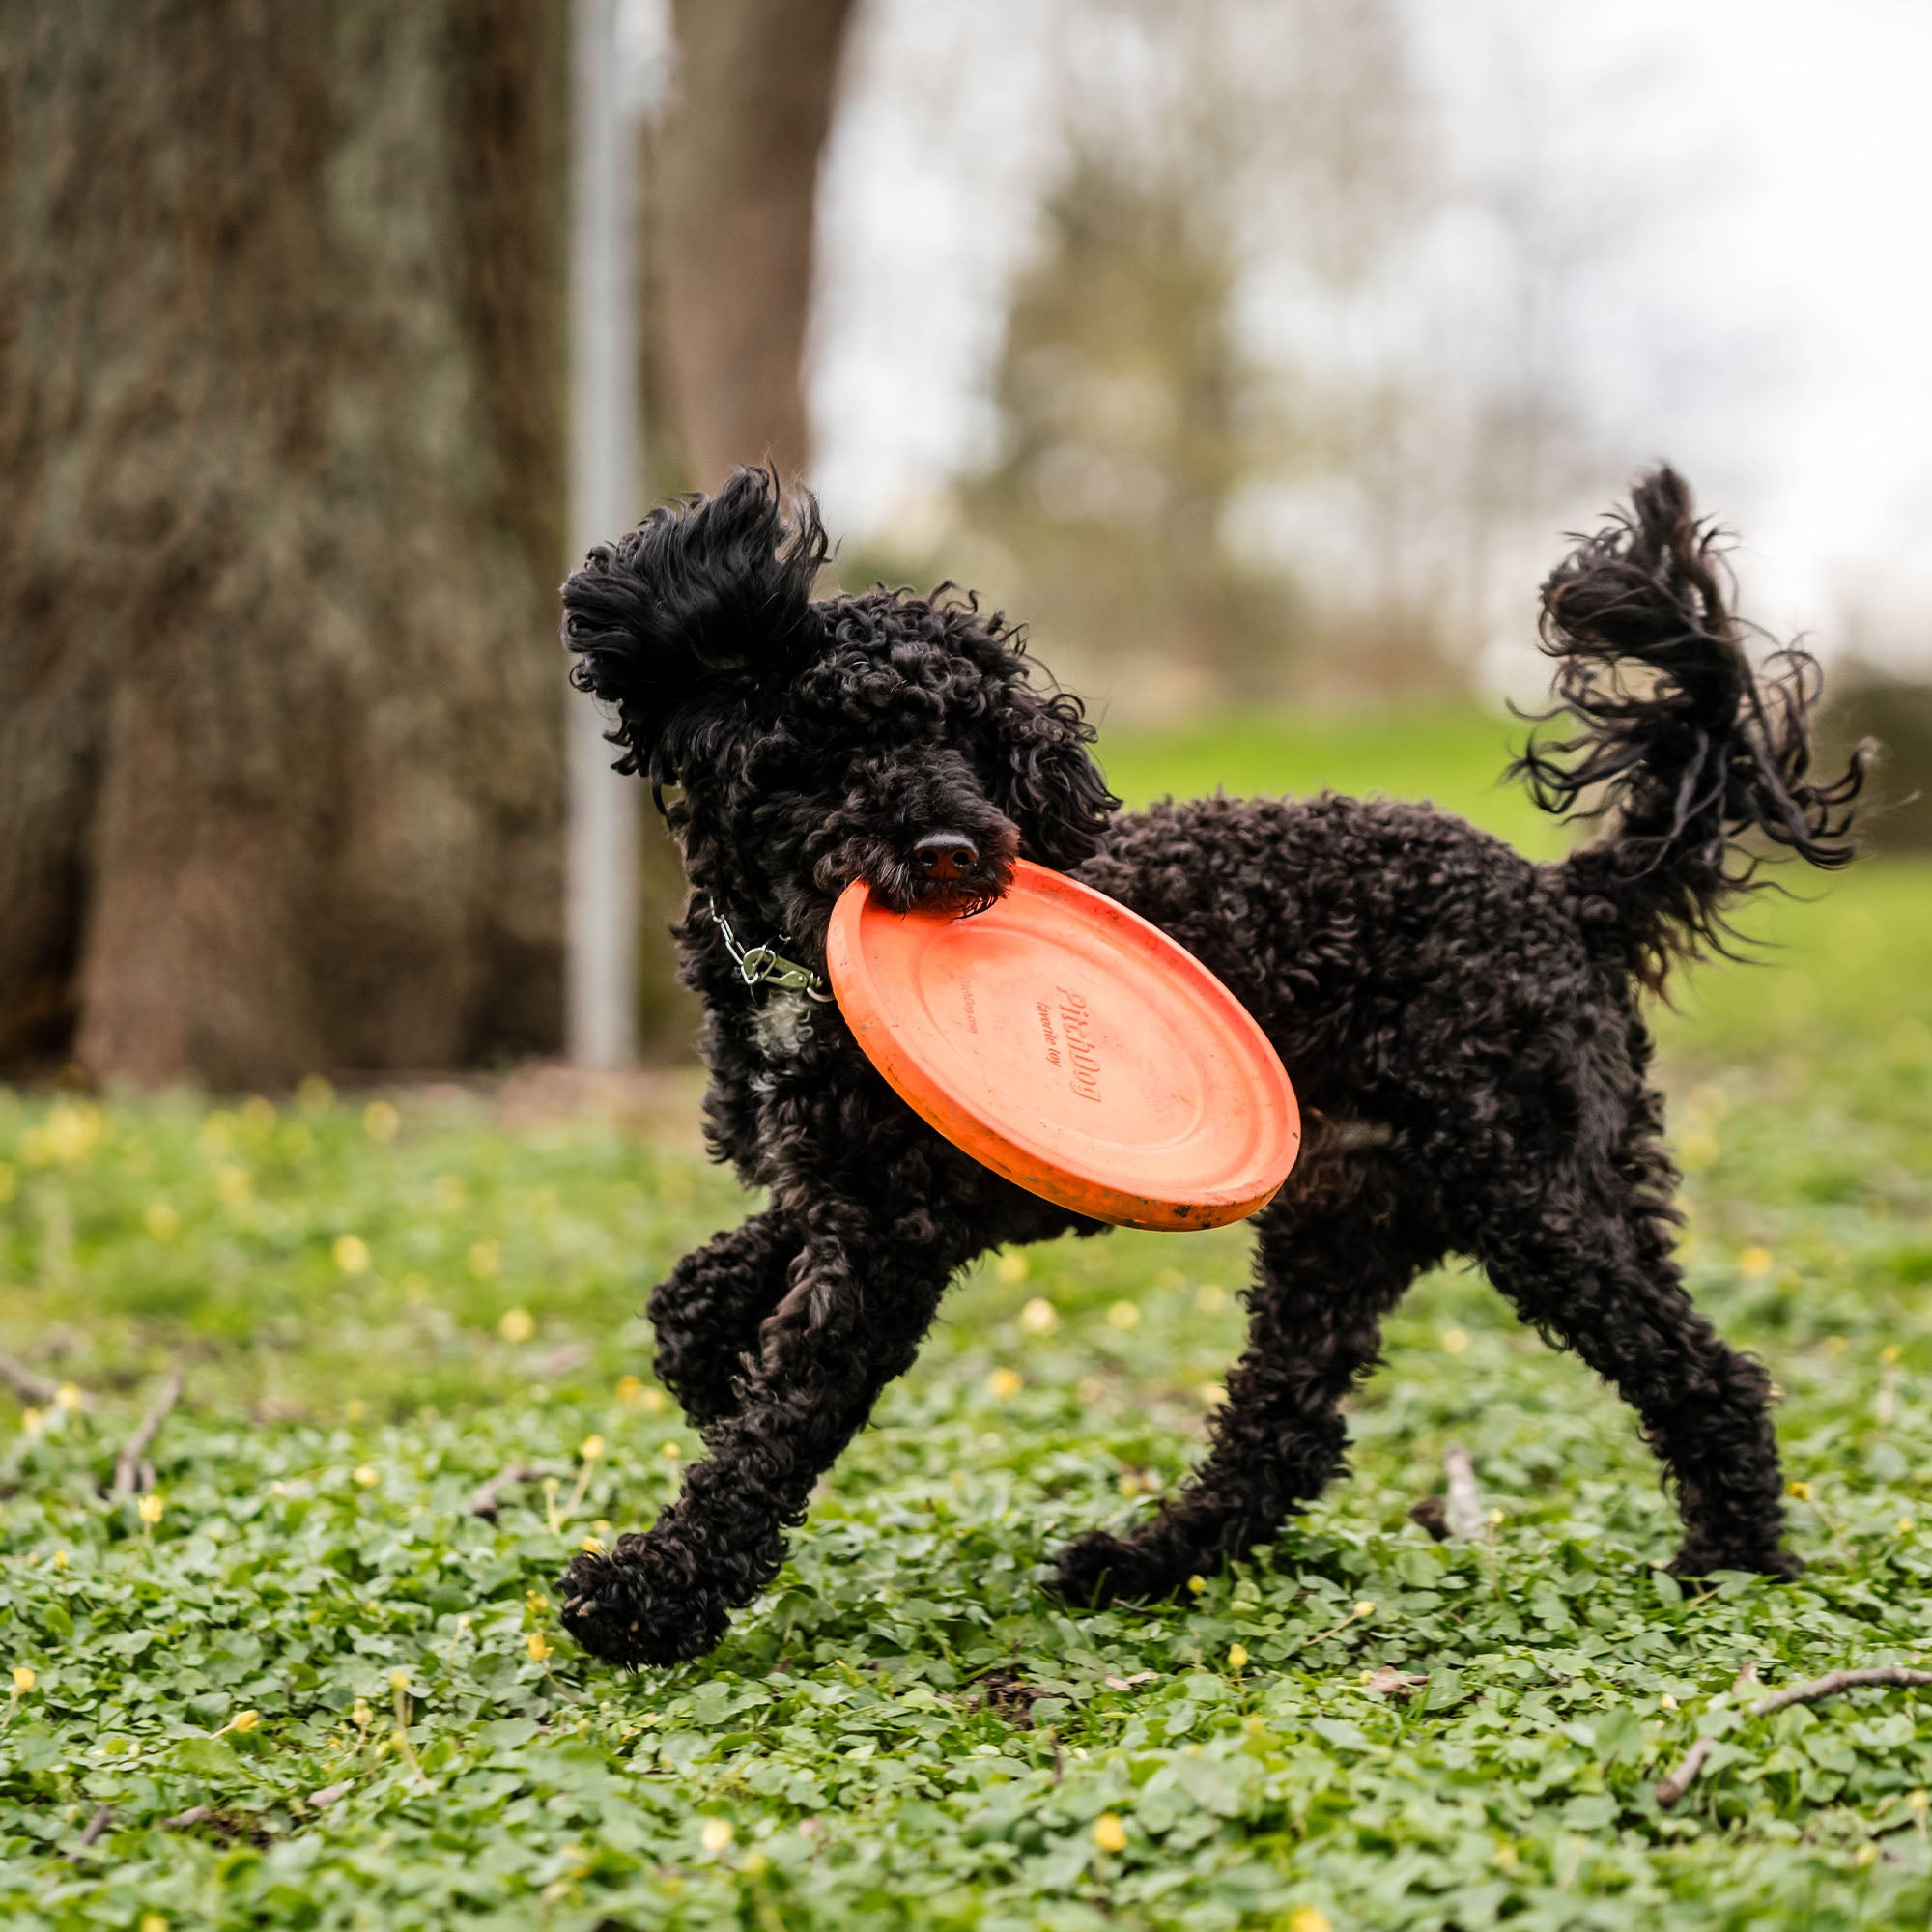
1443;1444;1487;1542
468;1463;559;1520
110;1372;182;1500
0;1350;60;1407
1657;1665;1932;1808
71;1804;114;1852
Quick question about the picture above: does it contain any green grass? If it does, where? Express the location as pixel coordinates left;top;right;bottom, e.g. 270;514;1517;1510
3;709;1931;1930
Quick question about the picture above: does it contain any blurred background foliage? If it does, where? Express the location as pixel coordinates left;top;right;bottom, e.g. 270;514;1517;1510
0;0;1925;1087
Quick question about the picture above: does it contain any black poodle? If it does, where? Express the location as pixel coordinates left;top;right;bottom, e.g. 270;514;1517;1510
554;466;1866;1668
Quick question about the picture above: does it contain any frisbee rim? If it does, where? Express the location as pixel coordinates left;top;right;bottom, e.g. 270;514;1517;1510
826;860;1299;1231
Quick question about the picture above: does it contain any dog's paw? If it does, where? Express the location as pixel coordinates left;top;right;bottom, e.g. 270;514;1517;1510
558;1540;728;1669
1667;1542;1804;1586
1050;1531;1188;1608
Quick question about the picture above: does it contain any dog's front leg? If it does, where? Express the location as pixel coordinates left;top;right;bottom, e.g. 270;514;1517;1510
559;1204;960;1667
645;1208;802;1427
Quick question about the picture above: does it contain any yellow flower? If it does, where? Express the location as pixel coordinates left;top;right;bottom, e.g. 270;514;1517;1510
354;1466;379;1489
581;1535;606;1554
333;1235;371;1276
1901;1518;1916;1536
213;1164;251;1206
699;1817;735;1852
497;1306;534;1343
1106;1301;1140;1330
1439;1327;1470;1355
1909;1789;1929;1814
351;1699;374;1729
54;1382;82;1413
1738;1245;1774;1280
1487;1507;1504;1525
1186;1575;1208;1596
1092;1811;1128;1853
229;1709;261;1734
1287;1911;1332;1932
1227;1643;1249;1670
987;1367;1024;1401
469;1240;502;1280
526;1632;553;1662
11;1666;35;1694
389;1668;411;1692
1855;1843;1877;1868
137;1493;164;1525
526;1589;549;1613
660;1440;682;1461
580;1435;606;1463
144;1201;180;1241
1661;1692;1678;1711
141;1916;168;1932
1882;1344;1903;1366
1018;1297;1058;1336
1194;1282;1226;1314
19;1408;43;1437
51;1549;69;1570
616;1375;644;1405
1787;1480;1812;1501
344;1398;367;1424
995;1252;1029;1284
1353;1600;1376;1619
297;1073;334;1111
640;1386;668;1414
362;1100;401;1144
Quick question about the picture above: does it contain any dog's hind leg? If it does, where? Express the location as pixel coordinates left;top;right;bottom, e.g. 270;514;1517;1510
1474;1138;1796;1579
561;1200;971;1666
646;1208;801;1427
1055;1172;1435;1606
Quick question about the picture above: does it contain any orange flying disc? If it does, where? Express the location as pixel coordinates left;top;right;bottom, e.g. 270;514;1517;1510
826;860;1299;1231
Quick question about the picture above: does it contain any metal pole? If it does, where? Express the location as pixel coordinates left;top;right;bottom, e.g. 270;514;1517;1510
566;0;640;1067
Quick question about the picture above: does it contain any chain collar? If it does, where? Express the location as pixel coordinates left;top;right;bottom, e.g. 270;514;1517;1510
712;906;836;1003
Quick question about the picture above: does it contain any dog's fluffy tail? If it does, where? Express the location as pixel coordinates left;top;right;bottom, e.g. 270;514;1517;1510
1511;467;1869;989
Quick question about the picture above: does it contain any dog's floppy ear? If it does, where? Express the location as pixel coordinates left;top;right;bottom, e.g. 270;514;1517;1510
993;685;1121;872
560;468;828;774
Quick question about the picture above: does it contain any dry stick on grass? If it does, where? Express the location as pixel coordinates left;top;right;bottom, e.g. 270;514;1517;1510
468;1463;560;1520
0;1350;60;1407
1443;1444;1488;1542
109;1372;183;1500
71;1804;115;1853
1656;1666;1932;1808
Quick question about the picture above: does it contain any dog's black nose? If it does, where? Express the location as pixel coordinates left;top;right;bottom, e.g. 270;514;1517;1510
914;832;980;882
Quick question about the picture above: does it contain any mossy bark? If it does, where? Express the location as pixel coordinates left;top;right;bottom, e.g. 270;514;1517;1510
0;1;570;1085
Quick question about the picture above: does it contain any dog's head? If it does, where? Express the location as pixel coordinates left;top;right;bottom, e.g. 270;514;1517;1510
561;469;1118;948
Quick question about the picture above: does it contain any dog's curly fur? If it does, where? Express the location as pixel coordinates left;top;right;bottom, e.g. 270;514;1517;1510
554;464;1869;1668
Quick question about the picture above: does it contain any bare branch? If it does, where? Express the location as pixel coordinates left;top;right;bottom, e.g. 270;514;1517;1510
1443;1444;1487;1541
469;1463;559;1520
1752;1665;1932;1717
110;1372;182;1500
70;1804;115;1854
0;1350;59;1407
1657;1664;1932;1807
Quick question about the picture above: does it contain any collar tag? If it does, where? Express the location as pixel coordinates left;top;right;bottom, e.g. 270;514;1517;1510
715;911;836;1004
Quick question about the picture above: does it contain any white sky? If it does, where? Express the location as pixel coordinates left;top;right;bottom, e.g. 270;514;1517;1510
803;0;1932;669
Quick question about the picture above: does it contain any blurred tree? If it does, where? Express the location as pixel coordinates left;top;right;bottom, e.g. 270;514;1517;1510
959;155;1300;710
0;2;569;1086
650;0;855;486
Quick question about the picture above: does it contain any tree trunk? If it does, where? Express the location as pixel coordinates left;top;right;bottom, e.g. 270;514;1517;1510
655;0;855;487
0;1;569;1086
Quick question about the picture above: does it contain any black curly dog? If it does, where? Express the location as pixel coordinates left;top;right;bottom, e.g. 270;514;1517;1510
554;465;1865;1668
